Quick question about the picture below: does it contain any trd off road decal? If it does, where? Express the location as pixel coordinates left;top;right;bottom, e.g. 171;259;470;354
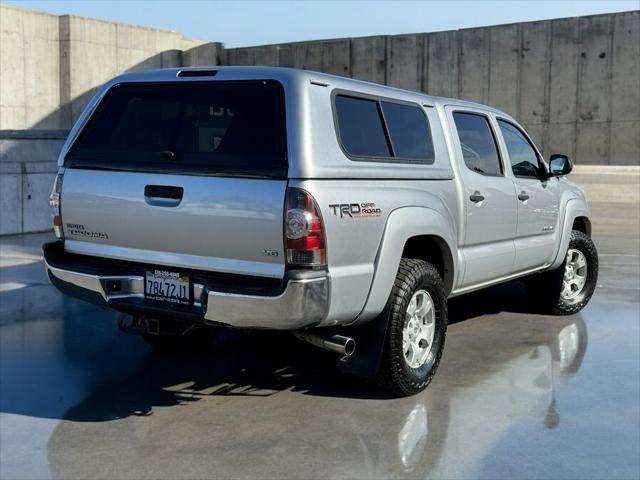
329;203;382;219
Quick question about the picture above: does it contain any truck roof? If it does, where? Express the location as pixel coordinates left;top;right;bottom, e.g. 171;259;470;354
108;66;512;120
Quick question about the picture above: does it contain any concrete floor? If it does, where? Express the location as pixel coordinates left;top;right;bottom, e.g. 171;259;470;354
1;202;638;480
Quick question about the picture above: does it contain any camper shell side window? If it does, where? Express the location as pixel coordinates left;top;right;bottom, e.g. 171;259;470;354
332;90;435;165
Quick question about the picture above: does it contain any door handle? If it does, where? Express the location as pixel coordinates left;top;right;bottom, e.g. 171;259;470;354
518;191;530;202
469;191;485;203
144;185;184;200
144;185;184;207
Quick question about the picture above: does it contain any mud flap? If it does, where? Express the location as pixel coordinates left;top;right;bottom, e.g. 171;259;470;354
337;310;390;379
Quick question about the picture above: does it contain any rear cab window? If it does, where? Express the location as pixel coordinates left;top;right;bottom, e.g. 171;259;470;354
66;81;287;177
334;93;435;163
452;112;503;176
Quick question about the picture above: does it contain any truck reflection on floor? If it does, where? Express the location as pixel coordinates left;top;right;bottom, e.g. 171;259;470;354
43;306;588;479
360;316;588;478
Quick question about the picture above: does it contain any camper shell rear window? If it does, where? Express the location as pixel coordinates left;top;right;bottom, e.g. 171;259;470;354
66;81;287;177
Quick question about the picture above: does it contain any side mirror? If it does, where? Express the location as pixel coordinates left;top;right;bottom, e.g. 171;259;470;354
549;154;573;177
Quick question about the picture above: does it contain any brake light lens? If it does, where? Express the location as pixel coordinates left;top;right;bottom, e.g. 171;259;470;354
285;188;326;266
49;172;64;239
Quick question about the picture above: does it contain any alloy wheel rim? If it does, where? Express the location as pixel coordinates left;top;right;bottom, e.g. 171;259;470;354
561;249;588;300
402;289;436;369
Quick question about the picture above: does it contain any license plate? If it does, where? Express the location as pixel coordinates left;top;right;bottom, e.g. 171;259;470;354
145;269;191;305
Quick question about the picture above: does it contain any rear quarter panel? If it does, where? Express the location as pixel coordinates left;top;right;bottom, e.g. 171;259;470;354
293;179;459;325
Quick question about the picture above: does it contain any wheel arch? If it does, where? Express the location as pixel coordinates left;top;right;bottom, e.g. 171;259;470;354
550;199;592;270
401;235;455;296
572;216;592;237
352;206;457;324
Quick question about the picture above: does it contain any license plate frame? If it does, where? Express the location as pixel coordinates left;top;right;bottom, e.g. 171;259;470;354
144;269;191;305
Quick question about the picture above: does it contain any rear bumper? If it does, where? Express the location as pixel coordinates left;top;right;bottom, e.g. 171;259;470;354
203;275;328;328
43;241;329;330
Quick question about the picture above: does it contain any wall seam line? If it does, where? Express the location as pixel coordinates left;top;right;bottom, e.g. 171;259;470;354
607;14;615;165
574;18;583;161
516;23;522;121
543;20;552;157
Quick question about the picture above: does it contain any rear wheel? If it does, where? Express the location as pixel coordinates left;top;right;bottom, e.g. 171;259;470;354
527;230;598;315
376;259;447;396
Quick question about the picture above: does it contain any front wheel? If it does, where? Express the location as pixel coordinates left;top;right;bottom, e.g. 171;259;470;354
528;230;598;315
376;258;447;397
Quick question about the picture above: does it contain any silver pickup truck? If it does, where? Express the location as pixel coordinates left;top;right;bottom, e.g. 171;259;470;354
44;66;598;396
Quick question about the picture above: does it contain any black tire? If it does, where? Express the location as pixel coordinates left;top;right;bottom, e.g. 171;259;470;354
527;230;598;315
143;325;219;353
376;258;447;396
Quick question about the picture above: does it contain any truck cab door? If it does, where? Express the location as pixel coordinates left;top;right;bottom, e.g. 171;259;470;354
495;119;562;271
446;109;518;288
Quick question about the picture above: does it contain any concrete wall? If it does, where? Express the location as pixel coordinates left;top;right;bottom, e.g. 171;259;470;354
0;4;638;235
0;4;221;235
0;6;60;130
224;11;639;166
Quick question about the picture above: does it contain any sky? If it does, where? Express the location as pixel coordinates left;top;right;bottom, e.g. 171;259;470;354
3;0;638;47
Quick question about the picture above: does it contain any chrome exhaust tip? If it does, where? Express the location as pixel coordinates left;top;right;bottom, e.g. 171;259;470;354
293;332;356;357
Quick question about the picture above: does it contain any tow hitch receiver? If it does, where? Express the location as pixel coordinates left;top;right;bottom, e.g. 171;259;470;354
146;318;160;335
117;314;160;336
117;314;195;337
117;313;147;335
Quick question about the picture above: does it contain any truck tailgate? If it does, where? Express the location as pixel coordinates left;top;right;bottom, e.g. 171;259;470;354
61;169;287;278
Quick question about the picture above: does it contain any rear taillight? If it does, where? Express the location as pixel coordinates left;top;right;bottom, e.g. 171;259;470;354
285;188;326;267
49;172;64;239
